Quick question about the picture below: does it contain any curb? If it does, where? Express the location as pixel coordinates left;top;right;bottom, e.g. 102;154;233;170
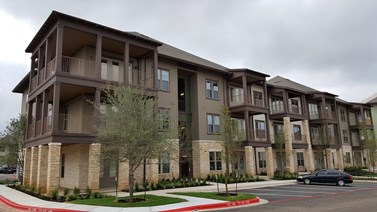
0;195;86;212
160;197;260;212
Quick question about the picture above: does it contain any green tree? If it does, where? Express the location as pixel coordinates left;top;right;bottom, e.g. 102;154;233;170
219;107;243;195
359;124;377;173
96;85;176;202
0;115;27;180
274;131;286;173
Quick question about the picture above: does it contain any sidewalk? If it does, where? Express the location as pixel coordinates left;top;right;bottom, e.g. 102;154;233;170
0;180;296;212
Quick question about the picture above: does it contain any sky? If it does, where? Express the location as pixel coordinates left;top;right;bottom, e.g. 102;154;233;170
0;0;377;131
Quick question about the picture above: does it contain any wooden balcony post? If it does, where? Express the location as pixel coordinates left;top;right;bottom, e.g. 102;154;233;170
95;34;102;79
52;83;61;133
124;42;129;84
153;49;158;89
244;110;250;142
242;74;248;104
55;25;63;73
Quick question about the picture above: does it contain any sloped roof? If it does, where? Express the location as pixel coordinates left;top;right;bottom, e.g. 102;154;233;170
267;76;318;93
363;93;377;104
157;43;228;73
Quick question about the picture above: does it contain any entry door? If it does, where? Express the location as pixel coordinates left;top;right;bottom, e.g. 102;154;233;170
99;159;118;188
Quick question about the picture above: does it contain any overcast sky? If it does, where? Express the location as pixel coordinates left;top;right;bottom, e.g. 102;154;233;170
0;0;376;131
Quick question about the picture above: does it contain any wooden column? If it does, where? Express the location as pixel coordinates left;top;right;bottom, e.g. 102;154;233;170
52;83;61;133
124;42;129;84
55;25;63;73
95;34;102;79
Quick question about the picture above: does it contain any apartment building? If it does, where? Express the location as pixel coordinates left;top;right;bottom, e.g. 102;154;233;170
13;11;374;195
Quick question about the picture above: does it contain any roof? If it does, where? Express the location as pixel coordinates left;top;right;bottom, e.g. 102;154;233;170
362;93;377;104
13;73;30;93
26;11;162;53
158;43;229;73
229;68;270;77
267;76;318;94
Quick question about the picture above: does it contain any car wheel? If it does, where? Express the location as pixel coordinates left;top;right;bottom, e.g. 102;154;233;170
304;178;311;185
337;180;345;186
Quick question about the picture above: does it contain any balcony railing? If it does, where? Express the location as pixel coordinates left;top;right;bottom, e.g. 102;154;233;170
289;105;301;114
62;56;96;78
58;114;97;134
325;111;336;119
270;107;284;114
229;94;244;107
311;135;338;145
30;58;56;92
27;123;35;139
253;99;264;107
309;111;320;120
255;129;266;140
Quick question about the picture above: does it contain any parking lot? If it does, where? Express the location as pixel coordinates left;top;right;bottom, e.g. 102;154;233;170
238;181;377;203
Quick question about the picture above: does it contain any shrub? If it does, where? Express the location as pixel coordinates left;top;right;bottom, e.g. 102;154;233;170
85;187;92;199
66;194;77;201
63;188;70;196
73;187;81;196
344;166;369;176
51;190;59;200
93;192;103;198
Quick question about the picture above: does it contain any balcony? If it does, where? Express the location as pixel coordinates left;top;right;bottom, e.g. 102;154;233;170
255;129;266;141
62;56;96;79
58;114;97;134
30;58;56;92
289;105;301;114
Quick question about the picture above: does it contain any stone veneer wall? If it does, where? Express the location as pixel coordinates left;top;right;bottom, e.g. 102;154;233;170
192;140;224;179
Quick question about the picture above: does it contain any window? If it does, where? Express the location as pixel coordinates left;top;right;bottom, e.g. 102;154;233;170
158;153;170;174
340;109;346;122
258;152;266;168
297;152;304;166
229;86;244;105
309;103;319;119
343;130;349;143
109;160;117;177
255;120;266;138
253;91;263;106
61;154;65;178
158;108;170;131
207;114;220;134
293;125;302;140
209;151;222;170
206;80;219;99
271;96;284;113
157;68;169;91
345;152;351;163
291;99;299;113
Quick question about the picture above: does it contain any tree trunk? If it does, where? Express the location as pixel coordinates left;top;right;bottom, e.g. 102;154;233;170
225;153;230;195
128;166;134;203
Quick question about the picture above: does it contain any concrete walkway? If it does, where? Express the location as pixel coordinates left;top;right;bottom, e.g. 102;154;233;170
0;180;296;212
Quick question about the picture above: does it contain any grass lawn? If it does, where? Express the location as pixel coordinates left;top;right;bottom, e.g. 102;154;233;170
71;194;186;207
170;192;257;201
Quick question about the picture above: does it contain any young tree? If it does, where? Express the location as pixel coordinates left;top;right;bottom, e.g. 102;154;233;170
313;124;330;169
96;85;176;202
219;107;243;195
274;131;286;173
0;115;27;180
359;124;377;173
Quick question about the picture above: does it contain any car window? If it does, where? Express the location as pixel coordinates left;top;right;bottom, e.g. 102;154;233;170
328;171;340;175
317;170;327;175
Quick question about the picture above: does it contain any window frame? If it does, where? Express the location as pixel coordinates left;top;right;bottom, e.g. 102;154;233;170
157;68;170;91
297;152;305;166
207;113;220;134
340;109;346;122
343;130;349;143
158;153;170;174
255;120;266;138
209;151;222;171
258;152;267;168
206;79;220;100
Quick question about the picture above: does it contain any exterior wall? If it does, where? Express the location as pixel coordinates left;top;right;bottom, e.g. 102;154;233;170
342;146;353;167
338;106;351;145
60;144;89;190
192;140;224;178
371;105;377;136
195;70;226;140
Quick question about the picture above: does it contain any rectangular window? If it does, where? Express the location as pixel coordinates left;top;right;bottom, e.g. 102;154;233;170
207;114;220;134
271;96;284;113
340;109;346;122
345;152;351;163
343;130;349;143
158;153;170;174
293;125;302;140
309;103;319;119
101;59;108;80
255;120;266;138
61;154;65;178
209;151;222;170
297;152;305;166
206;80;219;99
253;91;263;106
291;99;299;113
258;152;266;168
158;108;170;131
157;68;170;91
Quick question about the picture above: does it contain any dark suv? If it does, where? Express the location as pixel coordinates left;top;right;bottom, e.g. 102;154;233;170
0;166;16;174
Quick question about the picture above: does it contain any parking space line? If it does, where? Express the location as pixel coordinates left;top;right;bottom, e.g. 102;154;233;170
254;193;313;197
242;188;335;194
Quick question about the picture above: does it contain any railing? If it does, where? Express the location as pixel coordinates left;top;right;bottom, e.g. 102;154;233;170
62;56;96;78
35;120;42;136
46;58;56;79
229;94;245;107
255;129;266;140
270;107;284;114
365;117;372;126
58;114;97;134
30;75;37;91
309;111;320;120
293;133;302;141
43;116;52;133
290;105;301;114
311;135;338;145
27;123;35;139
325;111;336;119
252;99;264;107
